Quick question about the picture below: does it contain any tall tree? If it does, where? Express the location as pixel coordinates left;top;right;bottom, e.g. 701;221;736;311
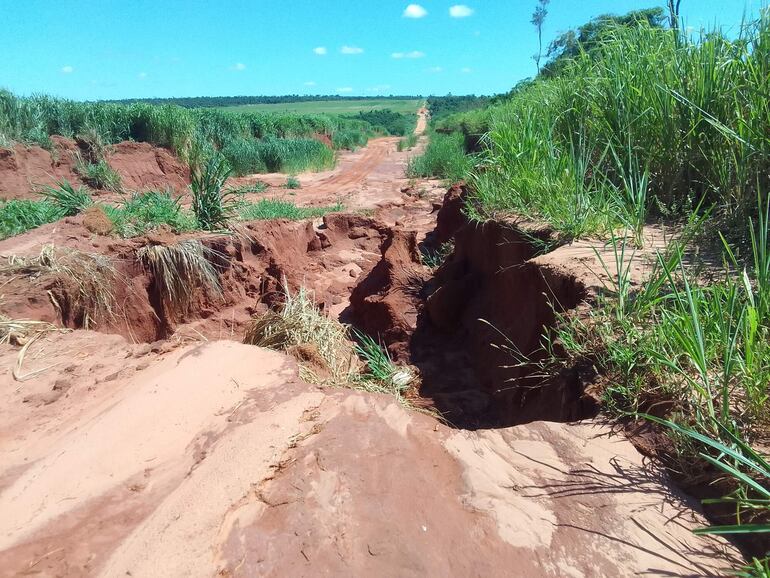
532;0;550;74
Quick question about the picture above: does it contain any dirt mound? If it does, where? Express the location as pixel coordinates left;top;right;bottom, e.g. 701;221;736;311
107;141;189;193
348;227;430;360
0;337;740;576
82;205;114;235
0;137;81;200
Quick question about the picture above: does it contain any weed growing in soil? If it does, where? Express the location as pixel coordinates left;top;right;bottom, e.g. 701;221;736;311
190;155;238;230
352;330;414;401
420;241;454;269
75;156;123;192
137;240;222;318
38;180;93;216
284;176;301;189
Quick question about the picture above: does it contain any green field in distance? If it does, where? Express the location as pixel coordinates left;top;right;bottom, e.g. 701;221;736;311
216;99;423;115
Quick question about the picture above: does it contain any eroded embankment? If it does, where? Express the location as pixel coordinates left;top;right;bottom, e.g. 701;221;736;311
0;213;392;344
346;184;600;428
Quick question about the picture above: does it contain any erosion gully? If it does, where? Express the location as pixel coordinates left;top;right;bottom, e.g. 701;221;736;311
0;128;747;575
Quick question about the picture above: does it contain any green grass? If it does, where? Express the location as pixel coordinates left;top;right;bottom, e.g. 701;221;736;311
215;99;422;116
75;157;123;192
284;177;301;190
0;90;389;175
444;15;770;245
190;154;238;231
221;137;335;176
106;191;197;237
408;132;472;182
398;134;418;152
38;180;93;216
0;199;62;239
238;199;343;221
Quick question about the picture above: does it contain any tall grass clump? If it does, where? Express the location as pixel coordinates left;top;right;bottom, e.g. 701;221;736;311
221;137;335;175
39;180;93;216
0;200;62;239
190;155;237;230
243;283;415;396
106;190;196;237
75;156;122;192
471;14;770;244
545;204;770;567
244;284;357;384
408;132;472;182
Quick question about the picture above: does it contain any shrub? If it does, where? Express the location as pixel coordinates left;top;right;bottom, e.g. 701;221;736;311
284;177;301;189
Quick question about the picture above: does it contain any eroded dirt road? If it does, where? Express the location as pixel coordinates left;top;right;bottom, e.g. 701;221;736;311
0;111;743;577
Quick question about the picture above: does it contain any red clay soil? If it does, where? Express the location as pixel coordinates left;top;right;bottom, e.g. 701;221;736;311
0;137;81;199
0;138;189;200
348;227;430;360
106;141;188;193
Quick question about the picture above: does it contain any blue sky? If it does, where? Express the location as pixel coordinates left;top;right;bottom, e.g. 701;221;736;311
0;0;762;100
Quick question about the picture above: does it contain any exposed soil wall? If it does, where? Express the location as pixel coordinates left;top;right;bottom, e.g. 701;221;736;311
0;213;389;344
0;137;81;199
0;138;189;200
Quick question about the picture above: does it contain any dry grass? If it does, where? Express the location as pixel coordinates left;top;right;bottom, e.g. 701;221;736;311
136;240;222;318
244;283;357;384
1;244;118;329
243;283;419;407
0;316;61;346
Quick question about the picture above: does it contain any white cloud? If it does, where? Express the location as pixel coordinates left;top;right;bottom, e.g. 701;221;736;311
304;81;317;86
428;66;444;73
61;65;74;74
341;45;364;55
337;87;353;93
392;50;425;59
403;4;427;18
366;84;392;92
461;67;472;73
232;62;247;71
449;5;474;18
137;72;148;79
313;46;327;55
